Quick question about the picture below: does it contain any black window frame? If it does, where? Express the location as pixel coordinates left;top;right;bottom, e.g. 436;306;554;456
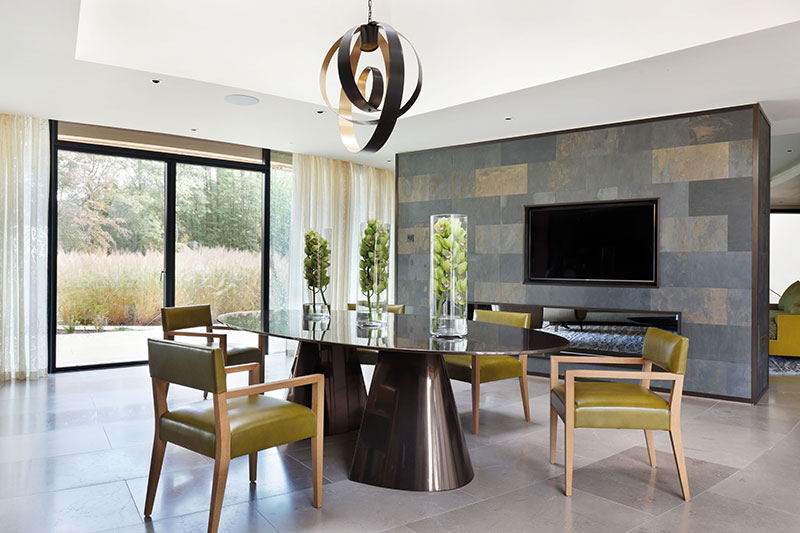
47;120;271;372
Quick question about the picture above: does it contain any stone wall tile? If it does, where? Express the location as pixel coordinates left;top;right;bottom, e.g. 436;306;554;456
475;281;500;302
500;136;557;165
556;128;619;159
653;142;730;183
688;177;752;216
661;216;728;252
476;164;527;197
397;227;429;255
498;282;527;304
680;324;751;363
498;254;524;283
729;140;754;179
529;159;588;192
727;289;752;327
474;224;524;254
499;194;529;224
659;252;751;289
469;253;499;283
451;196;502;226
651;288;728;325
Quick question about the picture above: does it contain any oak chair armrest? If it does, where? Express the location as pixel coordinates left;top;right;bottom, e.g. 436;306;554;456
564;369;680;383
224;362;260;375
225;374;324;399
211;325;267;337
165;330;226;340
550;355;647;389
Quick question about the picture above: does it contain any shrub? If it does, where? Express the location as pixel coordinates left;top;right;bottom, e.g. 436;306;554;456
57;246;262;328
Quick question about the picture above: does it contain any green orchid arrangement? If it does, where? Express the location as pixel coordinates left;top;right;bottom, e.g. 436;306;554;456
303;230;331;310
359;219;390;322
431;215;468;331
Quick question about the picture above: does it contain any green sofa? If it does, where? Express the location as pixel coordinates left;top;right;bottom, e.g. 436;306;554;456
770;281;800;357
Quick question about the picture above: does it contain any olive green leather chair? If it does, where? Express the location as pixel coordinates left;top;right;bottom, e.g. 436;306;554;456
145;339;324;533
162;304;265;398
549;327;690;501
346;304;405;365
445;309;532;434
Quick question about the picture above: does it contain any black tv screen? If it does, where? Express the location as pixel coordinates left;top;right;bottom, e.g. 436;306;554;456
524;200;657;285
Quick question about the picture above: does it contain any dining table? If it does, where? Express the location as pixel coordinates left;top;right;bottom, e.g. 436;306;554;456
218;309;568;492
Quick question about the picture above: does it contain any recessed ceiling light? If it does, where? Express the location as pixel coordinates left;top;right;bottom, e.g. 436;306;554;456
190;128;198;132
151;79;161;84
316;110;324;114
788;149;794;153
504;117;512;121
224;94;260;106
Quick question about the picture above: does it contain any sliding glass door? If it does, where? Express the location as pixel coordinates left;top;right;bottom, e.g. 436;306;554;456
55;151;165;368
174;163;263;317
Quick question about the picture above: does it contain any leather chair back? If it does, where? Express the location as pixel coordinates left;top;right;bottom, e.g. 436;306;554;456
162;304;213;332
642;327;689;375
148;338;227;394
473;309;531;329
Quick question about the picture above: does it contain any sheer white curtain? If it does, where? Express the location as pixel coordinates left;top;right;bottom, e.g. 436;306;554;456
287;154;395;311
0;114;50;381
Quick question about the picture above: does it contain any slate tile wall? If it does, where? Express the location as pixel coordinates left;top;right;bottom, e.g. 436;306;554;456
396;106;770;401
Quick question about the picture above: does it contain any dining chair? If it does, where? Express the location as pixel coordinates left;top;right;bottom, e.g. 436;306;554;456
144;339;324;533
549;327;690;500
347;304;405;365
444;309;532;434
161;304;266;399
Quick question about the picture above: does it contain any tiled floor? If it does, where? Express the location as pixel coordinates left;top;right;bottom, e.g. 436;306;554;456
2;357;800;533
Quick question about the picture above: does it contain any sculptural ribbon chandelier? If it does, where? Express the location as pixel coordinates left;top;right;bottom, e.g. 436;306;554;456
320;0;422;153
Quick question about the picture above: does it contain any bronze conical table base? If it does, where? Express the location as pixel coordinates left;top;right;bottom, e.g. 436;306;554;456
349;350;474;491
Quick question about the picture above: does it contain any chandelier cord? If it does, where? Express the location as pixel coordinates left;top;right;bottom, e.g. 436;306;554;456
367;0;373;23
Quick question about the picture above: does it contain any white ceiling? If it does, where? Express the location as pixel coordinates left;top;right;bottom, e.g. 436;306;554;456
2;0;800;174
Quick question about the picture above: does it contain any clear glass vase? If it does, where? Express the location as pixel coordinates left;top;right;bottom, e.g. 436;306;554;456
303;228;332;320
430;214;468;337
357;220;390;327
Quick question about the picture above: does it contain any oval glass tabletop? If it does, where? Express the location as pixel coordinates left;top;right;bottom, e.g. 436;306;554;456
218;310;569;355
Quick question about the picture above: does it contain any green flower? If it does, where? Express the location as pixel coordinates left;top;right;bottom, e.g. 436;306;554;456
432;216;467;329
359;219;390;321
304;230;331;308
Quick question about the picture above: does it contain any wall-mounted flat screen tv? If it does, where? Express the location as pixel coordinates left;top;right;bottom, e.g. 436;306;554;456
524;199;658;286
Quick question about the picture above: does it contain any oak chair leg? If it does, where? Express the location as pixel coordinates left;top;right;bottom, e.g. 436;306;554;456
249;453;258;483
203;391;209;400
208;456;230;533
644;430;657;467
471;356;480;435
670;426;691;501
518;354;530;422
144;438;166;517
564;418;574;496
311;373;324;508
549;406;557;464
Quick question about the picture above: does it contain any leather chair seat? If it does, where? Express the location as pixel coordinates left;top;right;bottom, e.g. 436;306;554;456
159;395;317;459
551;382;670;430
205;342;262;366
444;355;522;383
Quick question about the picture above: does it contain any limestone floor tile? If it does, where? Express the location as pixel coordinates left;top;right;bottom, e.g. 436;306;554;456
379;526;415;533
406;478;651;533
0;480;142;533
0;442;210;499
256;480;479;532
461;437;593;499
0;425;110;463
708;437;800;517
630;491;800;533
111;501;277;533
650;418;786;468
0;407;103;437
457;407;549;450
559;447;737;516
127;451;319;521
282;435;357;483
103;419;157;448
3;391;96;416
693;399;800;434
529;424;648;463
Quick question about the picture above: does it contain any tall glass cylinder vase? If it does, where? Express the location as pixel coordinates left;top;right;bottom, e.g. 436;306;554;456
357;220;390;327
430;214;468;337
303;228;331;320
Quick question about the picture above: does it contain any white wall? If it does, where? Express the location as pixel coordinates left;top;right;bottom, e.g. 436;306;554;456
770;213;800;303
